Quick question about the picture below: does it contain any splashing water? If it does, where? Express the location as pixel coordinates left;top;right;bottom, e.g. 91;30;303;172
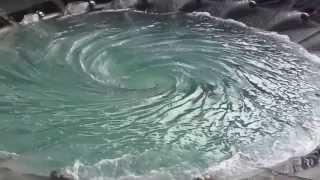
0;11;320;179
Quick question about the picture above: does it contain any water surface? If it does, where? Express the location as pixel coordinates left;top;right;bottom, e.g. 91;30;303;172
0;12;320;179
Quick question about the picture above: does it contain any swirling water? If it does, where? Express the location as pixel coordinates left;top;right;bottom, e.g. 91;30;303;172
0;11;320;179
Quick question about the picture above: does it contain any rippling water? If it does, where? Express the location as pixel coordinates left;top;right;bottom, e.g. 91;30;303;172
1;11;320;179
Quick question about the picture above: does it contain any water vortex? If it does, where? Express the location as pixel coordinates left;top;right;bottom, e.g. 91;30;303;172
0;12;320;179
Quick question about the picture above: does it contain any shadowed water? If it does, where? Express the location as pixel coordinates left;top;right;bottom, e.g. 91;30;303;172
0;12;320;179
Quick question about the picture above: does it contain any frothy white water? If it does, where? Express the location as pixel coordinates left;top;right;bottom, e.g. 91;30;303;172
206;124;320;179
189;10;320;64
65;153;202;180
187;11;248;28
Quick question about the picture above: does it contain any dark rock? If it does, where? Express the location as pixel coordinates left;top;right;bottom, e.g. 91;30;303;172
8;10;27;23
268;11;311;31
0;16;11;28
255;0;293;8
249;1;257;8
134;0;153;11
193;174;215;180
49;171;73;180
222;0;258;19
310;9;320;23
88;0;96;10
31;1;64;14
94;0;114;3
180;0;202;12
300;12;310;22
300;146;320;169
5;0;63;23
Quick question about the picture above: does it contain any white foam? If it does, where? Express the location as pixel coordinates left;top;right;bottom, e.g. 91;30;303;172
203;123;320;179
187;11;248;28
188;11;320;65
64;151;205;180
187;12;214;18
254;30;320;64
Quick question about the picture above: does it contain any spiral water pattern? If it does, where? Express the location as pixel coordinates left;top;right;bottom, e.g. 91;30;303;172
0;12;320;179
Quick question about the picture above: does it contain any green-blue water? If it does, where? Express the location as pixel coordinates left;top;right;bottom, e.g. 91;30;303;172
0;12;320;179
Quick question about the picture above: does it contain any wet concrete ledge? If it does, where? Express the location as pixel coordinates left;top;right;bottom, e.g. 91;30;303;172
0;0;320;180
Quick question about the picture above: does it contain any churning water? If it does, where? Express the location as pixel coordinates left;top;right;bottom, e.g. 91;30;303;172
1;11;320;180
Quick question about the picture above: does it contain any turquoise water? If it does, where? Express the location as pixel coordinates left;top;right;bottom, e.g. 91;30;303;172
0;12;320;179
